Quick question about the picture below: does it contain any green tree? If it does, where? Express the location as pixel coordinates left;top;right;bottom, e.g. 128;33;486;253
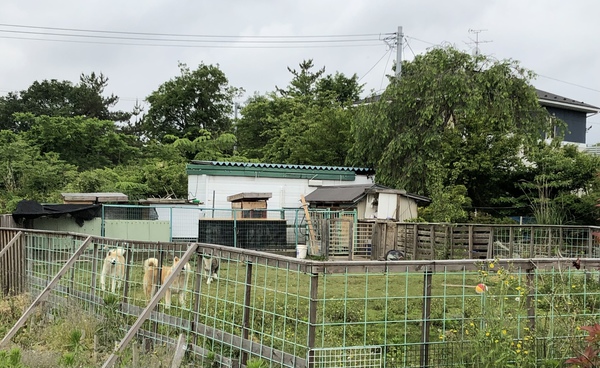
235;93;295;160
349;46;555;212
21;113;138;170
517;144;600;225
237;60;362;164
0;130;77;212
166;131;249;162
276;59;325;98
0;73;130;131
142;62;243;141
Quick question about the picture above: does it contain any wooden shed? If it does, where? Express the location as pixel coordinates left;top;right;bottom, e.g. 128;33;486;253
227;192;272;219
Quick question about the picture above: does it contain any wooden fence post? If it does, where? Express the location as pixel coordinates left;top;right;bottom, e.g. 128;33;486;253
529;226;534;257
526;267;536;331
0;236;93;349
468;225;474;259
412;224;418;260
0;231;23;295
307;272;319;368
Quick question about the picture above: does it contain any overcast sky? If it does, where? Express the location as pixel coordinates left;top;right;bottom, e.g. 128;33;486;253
2;1;600;144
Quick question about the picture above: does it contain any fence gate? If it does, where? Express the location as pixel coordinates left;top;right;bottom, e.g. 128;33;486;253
320;218;354;259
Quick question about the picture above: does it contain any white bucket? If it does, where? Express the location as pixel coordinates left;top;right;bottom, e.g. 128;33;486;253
296;244;308;259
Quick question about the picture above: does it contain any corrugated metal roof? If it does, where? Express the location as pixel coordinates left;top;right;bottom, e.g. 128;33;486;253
305;184;431;204
305;184;375;203
189;160;374;174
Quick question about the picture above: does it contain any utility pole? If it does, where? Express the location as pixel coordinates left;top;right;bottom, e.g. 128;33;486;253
396;26;403;78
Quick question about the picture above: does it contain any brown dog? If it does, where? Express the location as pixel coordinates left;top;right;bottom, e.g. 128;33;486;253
143;257;190;308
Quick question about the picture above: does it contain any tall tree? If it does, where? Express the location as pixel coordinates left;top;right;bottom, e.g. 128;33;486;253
349;46;555;214
276;59;325;98
142;62;242;142
237;60;362;164
0;73;130;132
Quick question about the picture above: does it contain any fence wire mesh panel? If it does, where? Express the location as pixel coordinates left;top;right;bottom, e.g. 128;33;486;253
308;345;383;367
102;205;307;251
5;228;600;367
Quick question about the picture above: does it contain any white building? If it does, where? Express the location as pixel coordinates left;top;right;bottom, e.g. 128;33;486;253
187;161;375;212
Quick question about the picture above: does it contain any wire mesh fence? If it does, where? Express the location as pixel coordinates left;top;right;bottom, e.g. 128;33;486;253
3;228;600;367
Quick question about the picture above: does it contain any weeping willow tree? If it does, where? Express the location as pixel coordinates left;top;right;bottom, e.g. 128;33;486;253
348;46;558;221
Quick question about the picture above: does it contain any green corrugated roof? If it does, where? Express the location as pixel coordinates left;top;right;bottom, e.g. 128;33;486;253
186;161;375;181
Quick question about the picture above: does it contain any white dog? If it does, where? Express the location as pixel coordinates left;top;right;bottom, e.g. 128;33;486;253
202;254;219;285
101;248;126;293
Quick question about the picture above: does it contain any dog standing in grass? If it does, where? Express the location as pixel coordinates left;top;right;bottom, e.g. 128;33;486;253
143;256;190;308
101;248;126;293
202;254;219;285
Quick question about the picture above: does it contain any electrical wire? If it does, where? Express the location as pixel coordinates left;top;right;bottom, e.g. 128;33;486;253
380;48;393;90
537;74;600;94
0;23;389;39
358;49;392;82
0;23;387;48
0;34;383;49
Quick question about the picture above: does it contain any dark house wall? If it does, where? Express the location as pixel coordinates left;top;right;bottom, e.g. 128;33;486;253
545;106;587;144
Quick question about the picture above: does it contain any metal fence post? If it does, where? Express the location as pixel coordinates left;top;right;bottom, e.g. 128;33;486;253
122;245;132;301
588;229;593;257
241;260;253;365
169;207;173;242
420;269;433;368
101;205;105;237
233;211;238;248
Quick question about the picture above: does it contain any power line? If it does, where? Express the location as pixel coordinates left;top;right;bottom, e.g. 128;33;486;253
537;74;600;94
380;49;393;90
0;29;382;44
0;23;388;39
0;35;383;49
358;49;392;82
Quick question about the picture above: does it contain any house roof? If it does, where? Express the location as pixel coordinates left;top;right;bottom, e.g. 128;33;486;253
536;89;600;113
356;89;600;114
305;184;431;205
189;160;373;173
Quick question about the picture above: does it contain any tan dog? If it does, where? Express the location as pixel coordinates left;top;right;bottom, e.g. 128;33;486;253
143;257;158;272
143;257;190;308
101;248;125;293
